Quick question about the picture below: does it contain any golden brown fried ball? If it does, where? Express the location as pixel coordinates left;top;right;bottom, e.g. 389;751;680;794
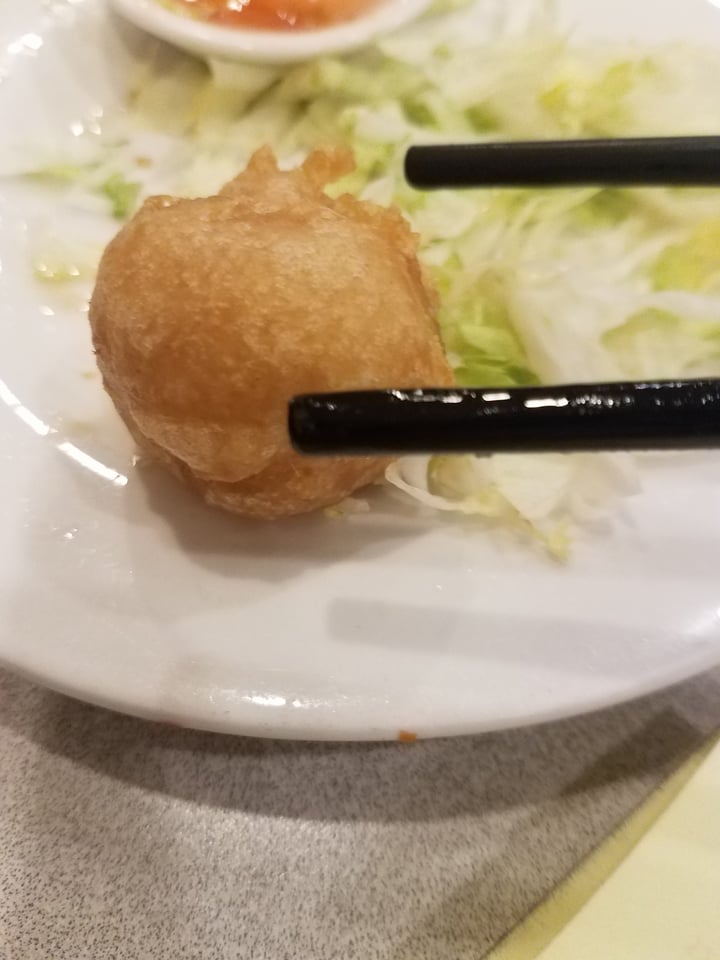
89;147;453;518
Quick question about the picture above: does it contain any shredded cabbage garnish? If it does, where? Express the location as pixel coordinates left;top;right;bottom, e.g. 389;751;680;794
12;0;720;553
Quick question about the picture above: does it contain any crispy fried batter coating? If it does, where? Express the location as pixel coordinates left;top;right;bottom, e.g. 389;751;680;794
89;147;453;518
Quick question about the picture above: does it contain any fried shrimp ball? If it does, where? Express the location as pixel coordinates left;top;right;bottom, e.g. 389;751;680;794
89;147;453;518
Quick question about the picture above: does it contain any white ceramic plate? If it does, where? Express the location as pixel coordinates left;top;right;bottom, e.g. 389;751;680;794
2;0;720;741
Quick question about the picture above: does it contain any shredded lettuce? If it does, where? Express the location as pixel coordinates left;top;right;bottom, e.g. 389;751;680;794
14;0;720;552
387;451;639;559
19;157;144;221
24;162;100;184
100;173;141;220
651;219;720;293
603;308;720;379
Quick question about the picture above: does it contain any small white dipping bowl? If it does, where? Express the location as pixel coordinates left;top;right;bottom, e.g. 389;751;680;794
110;0;432;64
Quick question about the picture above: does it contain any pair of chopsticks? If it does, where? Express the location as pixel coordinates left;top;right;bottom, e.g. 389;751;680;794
290;137;720;457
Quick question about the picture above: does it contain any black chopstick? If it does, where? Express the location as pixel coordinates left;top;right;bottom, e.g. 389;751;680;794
288;380;720;456
405;137;720;189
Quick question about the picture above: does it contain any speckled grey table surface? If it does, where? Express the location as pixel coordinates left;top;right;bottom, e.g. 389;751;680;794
1;667;719;960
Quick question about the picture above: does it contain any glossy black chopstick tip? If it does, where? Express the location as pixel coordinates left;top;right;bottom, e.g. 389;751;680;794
405;137;720;189
288;396;326;454
290;381;720;456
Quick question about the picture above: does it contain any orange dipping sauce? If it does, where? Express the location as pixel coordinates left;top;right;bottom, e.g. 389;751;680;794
170;0;382;30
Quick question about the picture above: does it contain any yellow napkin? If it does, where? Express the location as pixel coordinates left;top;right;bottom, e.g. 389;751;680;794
490;736;720;960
